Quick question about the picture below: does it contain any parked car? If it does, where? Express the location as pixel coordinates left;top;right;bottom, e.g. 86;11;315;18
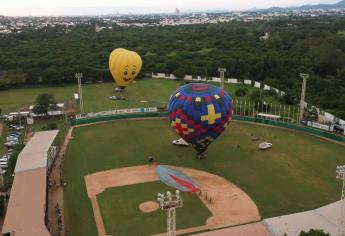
0;169;7;174
9;125;24;131
0;157;8;162
8;133;20;137
1;154;10;159
6;137;19;142
4;141;18;147
10;130;21;134
334;125;345;135
0;162;8;168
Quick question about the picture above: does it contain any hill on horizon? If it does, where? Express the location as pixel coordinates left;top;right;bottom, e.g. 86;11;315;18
265;0;345;12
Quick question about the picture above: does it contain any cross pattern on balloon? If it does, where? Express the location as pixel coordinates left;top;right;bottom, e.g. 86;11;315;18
201;104;222;125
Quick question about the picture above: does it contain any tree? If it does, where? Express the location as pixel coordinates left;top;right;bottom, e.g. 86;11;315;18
32;93;56;115
41;123;58;130
250;90;262;103
0;196;5;216
299;229;330;236
235;88;248;97
8;144;24;175
336;95;345;119
310;43;345;76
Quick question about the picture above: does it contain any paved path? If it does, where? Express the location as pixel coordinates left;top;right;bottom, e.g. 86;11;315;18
191;222;271;236
84;165;261;236
47;127;74;236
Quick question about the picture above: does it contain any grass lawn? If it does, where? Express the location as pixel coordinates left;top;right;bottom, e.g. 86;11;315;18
98;181;211;235
30;117;68;144
0;85;78;114
0;78;276;114
63;119;345;236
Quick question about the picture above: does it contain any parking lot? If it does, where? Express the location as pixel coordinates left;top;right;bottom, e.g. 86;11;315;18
1;124;24;176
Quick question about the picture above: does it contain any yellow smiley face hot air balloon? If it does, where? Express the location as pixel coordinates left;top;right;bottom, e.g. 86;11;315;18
109;48;142;89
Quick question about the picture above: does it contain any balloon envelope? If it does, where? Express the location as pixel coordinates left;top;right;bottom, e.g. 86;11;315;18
156;165;200;192
168;83;233;154
109;48;142;89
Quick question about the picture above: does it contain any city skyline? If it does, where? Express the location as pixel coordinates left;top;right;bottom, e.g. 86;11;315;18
0;0;341;16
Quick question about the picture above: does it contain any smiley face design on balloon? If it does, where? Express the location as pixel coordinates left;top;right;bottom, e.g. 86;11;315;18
122;65;138;82
109;48;142;89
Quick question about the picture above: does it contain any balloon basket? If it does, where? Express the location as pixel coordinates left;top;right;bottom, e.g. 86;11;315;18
197;153;206;160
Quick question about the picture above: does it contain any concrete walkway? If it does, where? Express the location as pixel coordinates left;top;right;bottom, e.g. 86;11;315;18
191;222;271;236
47;127;74;236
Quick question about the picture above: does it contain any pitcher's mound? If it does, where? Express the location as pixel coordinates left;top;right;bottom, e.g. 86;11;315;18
139;201;159;213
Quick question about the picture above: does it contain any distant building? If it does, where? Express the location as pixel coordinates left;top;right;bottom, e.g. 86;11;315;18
175;8;180;15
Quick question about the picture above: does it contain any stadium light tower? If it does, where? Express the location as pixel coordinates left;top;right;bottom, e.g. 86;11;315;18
336;165;345;236
299;73;309;124
157;190;183;236
75;72;84;114
218;67;226;90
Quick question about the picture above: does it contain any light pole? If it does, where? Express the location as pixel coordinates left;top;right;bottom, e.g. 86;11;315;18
299;73;309;124
75;73;84;114
218;68;226;90
336;165;345;236
157;190;183;236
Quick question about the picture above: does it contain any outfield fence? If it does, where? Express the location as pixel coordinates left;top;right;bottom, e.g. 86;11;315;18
70;111;345;144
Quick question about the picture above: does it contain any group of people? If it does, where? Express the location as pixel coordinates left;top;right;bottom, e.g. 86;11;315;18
55;203;63;234
47;150;66;235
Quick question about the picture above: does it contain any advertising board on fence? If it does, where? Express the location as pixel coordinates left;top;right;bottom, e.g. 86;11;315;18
307;121;330;131
75;107;159;120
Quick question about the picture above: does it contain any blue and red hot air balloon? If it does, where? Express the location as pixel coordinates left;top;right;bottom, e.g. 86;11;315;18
168;83;233;159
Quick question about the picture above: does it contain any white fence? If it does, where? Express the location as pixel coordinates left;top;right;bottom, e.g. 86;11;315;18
150;72;344;125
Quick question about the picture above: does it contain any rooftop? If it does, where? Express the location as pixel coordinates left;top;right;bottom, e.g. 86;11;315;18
15;130;59;173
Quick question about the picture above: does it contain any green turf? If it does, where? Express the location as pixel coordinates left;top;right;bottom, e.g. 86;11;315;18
0;85;78;114
63;119;345;235
0;78;273;114
98;181;211;235
30;117;68;144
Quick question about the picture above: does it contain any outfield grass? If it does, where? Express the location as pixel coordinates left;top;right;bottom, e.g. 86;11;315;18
0;85;78;114
98;181;211;235
0;78;274;114
63;119;345;236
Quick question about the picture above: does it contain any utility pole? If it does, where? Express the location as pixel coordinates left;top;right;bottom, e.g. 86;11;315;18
299;73;309;124
75;73;84;114
336;165;345;236
218;68;226;90
157;191;183;236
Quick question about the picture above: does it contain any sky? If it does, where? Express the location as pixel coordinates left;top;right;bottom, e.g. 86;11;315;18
0;0;341;16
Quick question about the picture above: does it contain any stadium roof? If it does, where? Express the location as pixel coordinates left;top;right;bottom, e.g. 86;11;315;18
15;130;59;173
2;130;59;236
2;169;50;236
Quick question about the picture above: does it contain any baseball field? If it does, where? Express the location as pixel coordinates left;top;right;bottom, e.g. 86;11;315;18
63;118;345;236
